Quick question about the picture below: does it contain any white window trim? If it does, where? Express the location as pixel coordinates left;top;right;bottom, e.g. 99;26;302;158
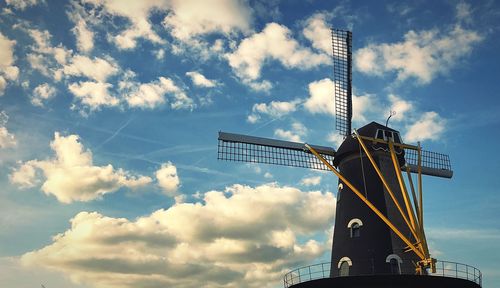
337;257;352;268
385;254;403;263
347;218;363;228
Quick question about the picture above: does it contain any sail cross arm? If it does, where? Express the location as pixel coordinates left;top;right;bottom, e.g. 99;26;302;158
218;131;336;171
404;149;453;179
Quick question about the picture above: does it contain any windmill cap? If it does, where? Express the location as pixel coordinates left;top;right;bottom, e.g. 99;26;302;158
333;121;404;166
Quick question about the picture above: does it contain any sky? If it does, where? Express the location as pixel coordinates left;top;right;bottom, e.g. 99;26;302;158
0;0;499;287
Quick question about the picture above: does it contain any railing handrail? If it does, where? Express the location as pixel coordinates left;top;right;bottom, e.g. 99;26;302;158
283;260;482;287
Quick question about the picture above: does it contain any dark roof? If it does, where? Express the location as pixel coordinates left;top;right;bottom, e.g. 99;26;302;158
333;122;402;166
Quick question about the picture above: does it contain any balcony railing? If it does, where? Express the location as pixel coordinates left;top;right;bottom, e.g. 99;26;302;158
283;260;482;288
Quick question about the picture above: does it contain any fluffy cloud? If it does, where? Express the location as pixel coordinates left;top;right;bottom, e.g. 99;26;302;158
274;122;307;142
68;81;119;110
23;28;84;84
355;25;483;84
22;183;335;288
81;0;166;49
122;76;194;110
302;12;332;54
303;78;375;123
0;111;16;148
0;32;19;95
186;71;218;88
72;19;95;53
162;0;252;41
300;176;322;186
67;2;95;53
9;132;151;203
26;28;72;69
247;99;300;123
31;83;56;106
404;111;446;142
327;132;344;148
387;94;412;122
5;0;39;10
304;78;335;115
63;55;118;82
226;23;330;90
156;162;180;196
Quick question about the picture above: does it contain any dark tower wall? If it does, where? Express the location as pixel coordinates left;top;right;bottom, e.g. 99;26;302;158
330;122;420;277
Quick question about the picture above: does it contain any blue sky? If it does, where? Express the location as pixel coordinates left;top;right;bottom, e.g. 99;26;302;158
0;0;499;287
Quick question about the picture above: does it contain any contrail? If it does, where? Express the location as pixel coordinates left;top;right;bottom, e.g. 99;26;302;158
248;118;278;134
95;116;135;150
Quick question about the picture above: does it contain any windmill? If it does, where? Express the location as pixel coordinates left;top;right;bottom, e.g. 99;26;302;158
217;29;481;287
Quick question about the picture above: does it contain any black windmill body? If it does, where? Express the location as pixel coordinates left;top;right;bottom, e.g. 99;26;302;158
217;29;481;287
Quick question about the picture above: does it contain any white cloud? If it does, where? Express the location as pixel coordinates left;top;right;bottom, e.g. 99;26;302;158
0;111;16;148
302;12;332;54
0;32;19;95
301;176;321;186
63;55;118;82
31;83;56;106
68;81;119;110
274;122;307;142
156;162;180;196
67;1;96;53
26;28;72;66
303;78;375;123
247;99;300;123
456;2;472;24
5;0;39;10
404;111;446;142
9;132;152;203
327;132;344;148
387;94;412;122
123;76;194;110
186;71;218;88
226;22;330;89
72;19;94;53
274;129;301;142
154;48;165;60
304;78;335;115
355;25;483;84
82;0;166;49
21;183;335;288
22;28;72;81
162;0;252;41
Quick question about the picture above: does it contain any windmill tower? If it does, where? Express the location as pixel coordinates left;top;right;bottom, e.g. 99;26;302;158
217;29;481;288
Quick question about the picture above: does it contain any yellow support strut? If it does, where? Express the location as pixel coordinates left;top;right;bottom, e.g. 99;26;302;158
354;130;421;246
305;144;425;260
388;141;420;236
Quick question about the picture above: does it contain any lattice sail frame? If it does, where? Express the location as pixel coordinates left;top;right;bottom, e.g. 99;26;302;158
217;132;335;171
332;29;353;137
404;148;453;178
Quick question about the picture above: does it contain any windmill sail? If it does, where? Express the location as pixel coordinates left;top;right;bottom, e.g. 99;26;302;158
404;149;453;178
218;132;335;171
332;29;353;137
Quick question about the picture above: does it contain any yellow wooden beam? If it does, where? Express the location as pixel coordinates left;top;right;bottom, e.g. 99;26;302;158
405;166;426;255
354;130;421;244
388;142;420;236
305;143;425;260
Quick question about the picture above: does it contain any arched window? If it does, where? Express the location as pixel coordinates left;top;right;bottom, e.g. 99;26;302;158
351;223;360;237
347;218;363;238
337;257;352;276
337;183;343;202
386;254;403;274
